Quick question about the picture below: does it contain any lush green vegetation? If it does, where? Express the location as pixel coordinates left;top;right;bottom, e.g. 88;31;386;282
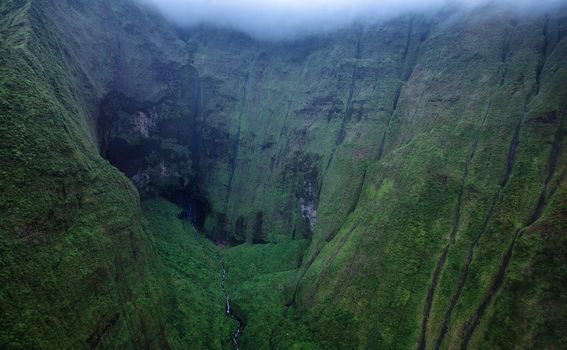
142;199;234;348
1;0;566;349
144;198;318;349
0;0;175;348
224;241;307;348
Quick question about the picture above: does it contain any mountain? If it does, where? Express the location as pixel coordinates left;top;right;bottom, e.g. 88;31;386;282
1;0;566;349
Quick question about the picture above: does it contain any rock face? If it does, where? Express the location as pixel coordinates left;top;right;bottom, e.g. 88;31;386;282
182;7;567;348
1;0;567;349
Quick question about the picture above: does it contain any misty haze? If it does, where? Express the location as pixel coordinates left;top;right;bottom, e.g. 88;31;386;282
1;0;567;349
136;0;565;39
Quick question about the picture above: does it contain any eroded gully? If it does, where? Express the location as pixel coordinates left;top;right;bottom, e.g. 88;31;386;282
190;220;244;349
219;256;244;349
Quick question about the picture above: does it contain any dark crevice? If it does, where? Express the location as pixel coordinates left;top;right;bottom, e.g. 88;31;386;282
344;35;362;123
535;17;550;95
311;168;368;291
349;169;367;216
279;100;294;140
285;248;322;308
174;190;211;231
288;176;384;308
377;19;429;161
337;31;363;146
460;106;565;349
400;19;415;79
225;58;255;212
311;224;359;294
459;226;522;350
435;185;500;348
319;163;366;243
190;73;203;172
418;101;490;350
87;313;120;349
501;18;552;186
377;86;402;160
436;60;548;346
501;104;527;187
317;32;363;202
529;108;563;223
269;100;294;180
499;24;516;87
501;20;552;186
433;191;499;349
402;19;429;82
316;152;334;205
295;19;429;313
337;233;365;298
543;108;566;190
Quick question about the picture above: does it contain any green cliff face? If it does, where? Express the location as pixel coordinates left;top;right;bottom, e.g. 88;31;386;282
0;0;204;348
181;6;567;348
1;0;566;349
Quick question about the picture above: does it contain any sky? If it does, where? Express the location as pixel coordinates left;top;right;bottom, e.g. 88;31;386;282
135;0;566;40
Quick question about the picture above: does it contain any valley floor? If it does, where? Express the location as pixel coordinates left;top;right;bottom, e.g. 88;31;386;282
144;198;316;349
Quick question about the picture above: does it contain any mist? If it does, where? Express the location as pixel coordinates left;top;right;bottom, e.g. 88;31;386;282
135;0;566;40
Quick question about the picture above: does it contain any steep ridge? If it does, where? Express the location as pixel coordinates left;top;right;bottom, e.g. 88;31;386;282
459;105;566;349
433;18;564;349
287;8;567;350
429;14;567;349
0;0;201;348
418;100;490;350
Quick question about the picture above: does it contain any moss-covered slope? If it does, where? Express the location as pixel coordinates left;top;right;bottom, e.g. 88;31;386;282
142;199;235;348
0;0;200;348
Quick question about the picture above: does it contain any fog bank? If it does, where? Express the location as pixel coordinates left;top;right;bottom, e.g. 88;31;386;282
135;0;566;40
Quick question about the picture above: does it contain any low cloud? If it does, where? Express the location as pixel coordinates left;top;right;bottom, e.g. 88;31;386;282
135;0;566;40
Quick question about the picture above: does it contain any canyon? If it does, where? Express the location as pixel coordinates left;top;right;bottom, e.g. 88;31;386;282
1;0;566;349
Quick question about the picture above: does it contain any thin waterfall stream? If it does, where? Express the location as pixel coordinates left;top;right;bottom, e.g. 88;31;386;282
220;256;243;349
185;204;243;349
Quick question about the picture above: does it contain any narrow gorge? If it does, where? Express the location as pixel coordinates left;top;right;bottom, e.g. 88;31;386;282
1;0;566;349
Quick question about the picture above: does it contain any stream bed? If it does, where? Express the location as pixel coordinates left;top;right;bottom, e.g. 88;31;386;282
220;257;244;349
190;223;243;349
